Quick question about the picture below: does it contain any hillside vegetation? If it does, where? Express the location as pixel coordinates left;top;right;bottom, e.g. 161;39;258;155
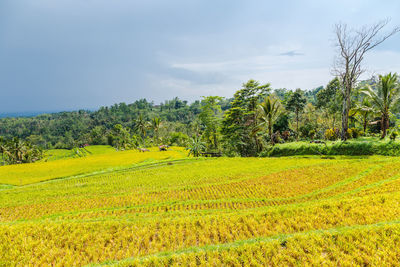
263;138;400;157
1;151;400;265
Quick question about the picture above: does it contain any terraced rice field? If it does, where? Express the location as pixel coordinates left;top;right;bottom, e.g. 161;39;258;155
1;152;400;266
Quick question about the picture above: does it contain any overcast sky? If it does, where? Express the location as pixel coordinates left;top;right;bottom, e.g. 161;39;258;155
1;0;400;113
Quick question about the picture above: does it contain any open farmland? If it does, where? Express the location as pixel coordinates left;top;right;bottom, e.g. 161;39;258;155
1;153;400;266
0;146;186;185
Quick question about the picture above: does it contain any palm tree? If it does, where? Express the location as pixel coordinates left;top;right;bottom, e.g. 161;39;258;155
362;73;399;138
187;136;205;157
257;96;281;144
134;114;149;142
150;117;161;144
352;97;375;133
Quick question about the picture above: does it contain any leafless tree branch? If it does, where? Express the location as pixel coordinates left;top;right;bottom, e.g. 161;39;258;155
332;19;400;140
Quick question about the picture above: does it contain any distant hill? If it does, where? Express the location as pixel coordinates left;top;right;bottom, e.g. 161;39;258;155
0;111;56;118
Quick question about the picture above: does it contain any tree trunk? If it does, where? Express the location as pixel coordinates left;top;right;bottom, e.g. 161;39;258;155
213;129;218;149
363;115;367;133
332;115;336;129
381;112;389;138
341;85;351;140
268;120;273;145
296;111;299;141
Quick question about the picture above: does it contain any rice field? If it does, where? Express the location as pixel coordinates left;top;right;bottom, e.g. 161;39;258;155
1;151;400;266
0;146;186;185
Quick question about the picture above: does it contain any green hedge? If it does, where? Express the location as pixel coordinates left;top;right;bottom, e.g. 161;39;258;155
260;140;400;157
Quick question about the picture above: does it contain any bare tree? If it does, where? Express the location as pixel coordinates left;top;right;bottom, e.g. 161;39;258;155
332;19;400;140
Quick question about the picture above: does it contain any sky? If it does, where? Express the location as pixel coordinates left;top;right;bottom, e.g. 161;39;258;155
0;0;400;113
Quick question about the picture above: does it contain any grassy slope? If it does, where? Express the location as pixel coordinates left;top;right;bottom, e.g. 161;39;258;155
263;137;400;157
0;146;187;185
1;155;400;265
44;145;117;161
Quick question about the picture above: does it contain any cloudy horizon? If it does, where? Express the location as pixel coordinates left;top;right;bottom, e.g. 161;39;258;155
1;0;400;113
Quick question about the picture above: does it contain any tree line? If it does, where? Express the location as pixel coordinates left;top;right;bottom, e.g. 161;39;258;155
1;72;399;160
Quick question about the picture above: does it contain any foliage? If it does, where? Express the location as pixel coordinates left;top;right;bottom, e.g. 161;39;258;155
316;78;342;129
362;73;400;138
324;128;339;141
272;113;290;133
285;88;307;140
221;80;270;156
0;98;202;149
168;132;189;146
0;137;43;165
2;75;400;158
262;138;400;156
199;96;223;150
390;131;398;141
108;124;138;150
299;122;315;139
256;96;281;145
186;136;206;157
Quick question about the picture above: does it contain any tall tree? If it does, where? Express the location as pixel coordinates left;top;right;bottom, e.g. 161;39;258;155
362;73;399;138
286;89;307;140
316;77;342;129
221;80;270;156
199;96;223;150
352;96;375;133
150;117;162;144
257;96;281;145
134;114;149;142
333;20;399;140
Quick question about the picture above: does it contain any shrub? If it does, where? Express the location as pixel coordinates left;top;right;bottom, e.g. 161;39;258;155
390;131;398;141
281;130;291;141
345;128;353;139
169;132;189;146
309;129;316;139
324;129;338;141
299;123;314;139
350;128;361;139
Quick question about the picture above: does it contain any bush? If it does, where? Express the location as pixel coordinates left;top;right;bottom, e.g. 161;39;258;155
324;129;338;141
273;114;290;132
309;130;316;139
299;123;314;139
169;132;189;146
345;128;353;139
350;128;361;139
390;131;398;141
260;139;400;157
281;130;291;141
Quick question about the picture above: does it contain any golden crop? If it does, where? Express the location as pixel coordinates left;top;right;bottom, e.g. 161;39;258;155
0;146;186;185
0;153;400;266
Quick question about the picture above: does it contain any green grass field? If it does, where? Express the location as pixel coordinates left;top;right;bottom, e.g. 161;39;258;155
263;137;400;157
1;147;400;265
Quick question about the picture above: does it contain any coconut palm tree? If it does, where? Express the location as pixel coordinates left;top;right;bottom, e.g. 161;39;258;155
352;97;376;133
257;96;281;144
362;73;399;138
150;117;161;144
187;136;205;157
134;114;149;142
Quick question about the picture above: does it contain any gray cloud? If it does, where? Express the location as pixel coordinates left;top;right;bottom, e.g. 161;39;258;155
279;50;304;57
0;0;400;113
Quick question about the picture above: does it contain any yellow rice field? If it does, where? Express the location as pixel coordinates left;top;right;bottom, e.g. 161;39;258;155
0;146;186;185
1;151;400;266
